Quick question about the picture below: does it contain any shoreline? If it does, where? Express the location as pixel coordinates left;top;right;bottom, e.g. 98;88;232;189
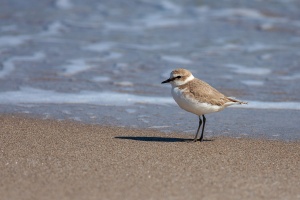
1;115;299;200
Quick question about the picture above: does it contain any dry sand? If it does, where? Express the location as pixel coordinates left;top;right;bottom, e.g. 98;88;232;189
0;115;299;200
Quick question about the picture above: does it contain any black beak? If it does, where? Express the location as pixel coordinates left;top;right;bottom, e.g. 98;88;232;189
161;77;175;84
161;78;171;84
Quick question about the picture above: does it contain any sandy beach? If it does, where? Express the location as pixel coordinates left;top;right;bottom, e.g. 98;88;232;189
1;0;300;199
0;115;299;200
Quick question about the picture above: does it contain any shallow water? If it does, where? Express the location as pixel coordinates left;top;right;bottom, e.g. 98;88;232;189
0;0;299;140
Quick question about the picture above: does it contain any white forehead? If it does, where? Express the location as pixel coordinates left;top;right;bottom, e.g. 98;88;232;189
170;72;176;77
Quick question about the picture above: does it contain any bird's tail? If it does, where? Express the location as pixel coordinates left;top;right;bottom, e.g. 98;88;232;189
227;97;248;105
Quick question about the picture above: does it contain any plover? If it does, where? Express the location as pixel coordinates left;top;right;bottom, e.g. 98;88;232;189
162;68;247;142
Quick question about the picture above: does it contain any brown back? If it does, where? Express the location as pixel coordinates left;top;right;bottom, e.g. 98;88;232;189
178;78;231;106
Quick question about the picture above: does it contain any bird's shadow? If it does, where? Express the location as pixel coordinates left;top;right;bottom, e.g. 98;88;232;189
114;136;213;143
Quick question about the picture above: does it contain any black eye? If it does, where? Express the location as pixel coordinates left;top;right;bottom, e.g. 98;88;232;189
176;76;182;78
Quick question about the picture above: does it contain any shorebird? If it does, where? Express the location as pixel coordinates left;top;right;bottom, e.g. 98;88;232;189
162;68;247;142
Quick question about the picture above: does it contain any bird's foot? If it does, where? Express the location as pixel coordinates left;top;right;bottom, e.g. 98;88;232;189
187;138;198;143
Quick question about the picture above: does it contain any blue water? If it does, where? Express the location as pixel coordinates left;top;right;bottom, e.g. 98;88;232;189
0;0;300;140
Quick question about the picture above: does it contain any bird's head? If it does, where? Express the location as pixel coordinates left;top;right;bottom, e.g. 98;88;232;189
161;68;194;86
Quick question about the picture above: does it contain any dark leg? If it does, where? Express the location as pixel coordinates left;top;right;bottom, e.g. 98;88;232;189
191;116;202;142
199;115;206;142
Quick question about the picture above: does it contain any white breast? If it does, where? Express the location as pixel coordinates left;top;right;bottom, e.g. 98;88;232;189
171;87;224;116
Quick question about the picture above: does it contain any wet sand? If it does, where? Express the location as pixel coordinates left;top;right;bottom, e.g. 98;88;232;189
0;115;299;200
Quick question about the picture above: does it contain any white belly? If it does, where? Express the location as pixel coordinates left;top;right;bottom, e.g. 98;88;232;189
171;87;224;116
